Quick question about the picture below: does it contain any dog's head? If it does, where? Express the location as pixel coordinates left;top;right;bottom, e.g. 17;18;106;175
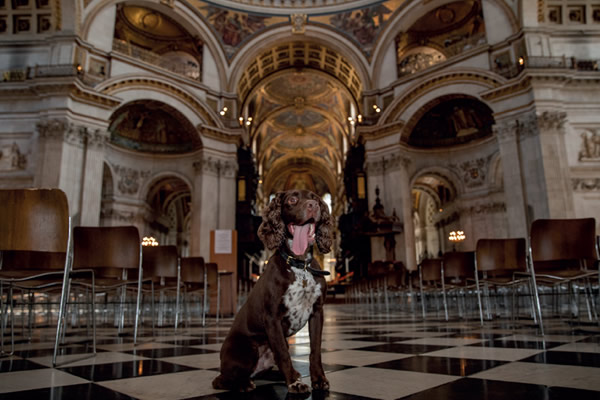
258;189;332;256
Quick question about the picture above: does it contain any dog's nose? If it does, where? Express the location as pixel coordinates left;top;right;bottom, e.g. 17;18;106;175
307;200;318;210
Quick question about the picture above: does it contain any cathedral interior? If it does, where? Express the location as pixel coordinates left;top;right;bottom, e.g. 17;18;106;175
0;1;599;399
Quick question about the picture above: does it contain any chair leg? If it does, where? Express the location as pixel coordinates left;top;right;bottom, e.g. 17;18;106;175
53;272;71;367
134;276;142;345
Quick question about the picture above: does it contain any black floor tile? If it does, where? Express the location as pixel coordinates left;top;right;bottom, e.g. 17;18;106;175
0;358;46;372
14;344;104;358
123;346;218;358
59;359;197;381
257;361;350;382
396;378;600;400
447;333;508;340
345;336;399;343
156;339;217;346
520;351;600;367
0;383;137;400
353;343;451;354
468;339;562;350
185;382;376;400
366;355;507;376
577;335;600;343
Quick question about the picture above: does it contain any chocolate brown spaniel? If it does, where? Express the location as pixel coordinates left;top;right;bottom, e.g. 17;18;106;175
212;189;332;394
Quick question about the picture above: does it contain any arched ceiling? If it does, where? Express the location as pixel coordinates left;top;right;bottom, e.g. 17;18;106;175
247;68;356;197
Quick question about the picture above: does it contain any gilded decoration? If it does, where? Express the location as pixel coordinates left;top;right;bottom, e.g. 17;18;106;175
186;0;409;61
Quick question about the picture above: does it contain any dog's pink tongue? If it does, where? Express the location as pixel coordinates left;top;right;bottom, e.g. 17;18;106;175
292;224;311;256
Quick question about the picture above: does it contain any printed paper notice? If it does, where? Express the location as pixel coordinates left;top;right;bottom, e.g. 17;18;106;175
214;229;232;254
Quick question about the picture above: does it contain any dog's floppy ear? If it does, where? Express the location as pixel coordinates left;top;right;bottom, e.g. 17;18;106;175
315;196;332;254
258;192;286;250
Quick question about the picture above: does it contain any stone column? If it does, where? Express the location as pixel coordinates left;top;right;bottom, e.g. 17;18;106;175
190;154;238;259
387;154;417;272
80;128;108;226
494;119;529;238
536;111;574;218
365;157;386;262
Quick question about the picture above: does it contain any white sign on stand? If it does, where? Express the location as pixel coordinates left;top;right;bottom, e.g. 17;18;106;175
214;229;232;254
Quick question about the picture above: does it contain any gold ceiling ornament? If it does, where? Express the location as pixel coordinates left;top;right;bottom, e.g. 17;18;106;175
291;14;307;34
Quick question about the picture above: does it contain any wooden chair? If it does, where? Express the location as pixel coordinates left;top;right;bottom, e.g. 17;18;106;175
418;258;443;319
528;218;599;335
204;262;221;323
441;251;476;320
474;238;533;325
0;189;73;366
71;226;143;344
140;245;182;332
180;257;208;327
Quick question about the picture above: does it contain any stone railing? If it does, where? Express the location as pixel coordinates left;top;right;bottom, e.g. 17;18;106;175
112;39;200;80
493;56;600;78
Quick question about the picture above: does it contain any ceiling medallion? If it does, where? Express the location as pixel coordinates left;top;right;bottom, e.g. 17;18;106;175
141;12;160;30
435;7;456;24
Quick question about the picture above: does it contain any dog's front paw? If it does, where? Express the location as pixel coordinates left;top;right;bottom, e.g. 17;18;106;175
288;378;311;394
312;377;330;391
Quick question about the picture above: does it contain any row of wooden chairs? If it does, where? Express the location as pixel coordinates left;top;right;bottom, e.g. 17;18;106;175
347;218;599;334
0;188;219;366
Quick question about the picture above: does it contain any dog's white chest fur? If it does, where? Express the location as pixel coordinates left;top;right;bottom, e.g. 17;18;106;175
283;266;321;336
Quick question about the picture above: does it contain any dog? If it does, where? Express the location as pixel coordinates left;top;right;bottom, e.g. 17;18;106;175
212;189;332;394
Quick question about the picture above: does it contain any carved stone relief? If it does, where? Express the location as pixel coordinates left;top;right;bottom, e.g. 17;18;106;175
365;153;411;174
0;142;26;171
36;119;107;148
578;130;600;161
572;178;600;191
449;156;491;188
112;164;151;195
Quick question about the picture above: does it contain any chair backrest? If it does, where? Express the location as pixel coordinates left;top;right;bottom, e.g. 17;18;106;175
476;238;527;273
180;257;205;283
142;245;179;278
0;188;69;253
205;262;218;286
72;226;141;277
419;258;442;281
0;189;70;270
442;251;475;281
530;218;598;269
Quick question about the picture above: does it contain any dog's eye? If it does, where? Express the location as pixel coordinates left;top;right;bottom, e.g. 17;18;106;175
288;196;298;205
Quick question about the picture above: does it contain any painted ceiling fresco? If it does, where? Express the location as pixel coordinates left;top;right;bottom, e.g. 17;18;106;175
408;98;494;148
108;101;201;153
189;0;408;61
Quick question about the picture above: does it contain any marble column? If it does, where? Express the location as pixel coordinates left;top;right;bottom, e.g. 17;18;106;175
494;119;528;238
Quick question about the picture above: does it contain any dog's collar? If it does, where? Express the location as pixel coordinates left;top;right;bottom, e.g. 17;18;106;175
278;246;330;276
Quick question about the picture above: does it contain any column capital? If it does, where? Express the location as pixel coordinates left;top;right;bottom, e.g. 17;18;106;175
193;155;238;177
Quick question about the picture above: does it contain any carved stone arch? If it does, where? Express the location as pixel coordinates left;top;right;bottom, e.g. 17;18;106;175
402;93;496;147
81;0;228;86
380;69;502;126
141;171;194;205
410;166;463;201
99;75;220;128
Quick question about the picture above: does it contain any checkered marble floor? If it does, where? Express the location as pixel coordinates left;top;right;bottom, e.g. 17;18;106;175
1;303;599;400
